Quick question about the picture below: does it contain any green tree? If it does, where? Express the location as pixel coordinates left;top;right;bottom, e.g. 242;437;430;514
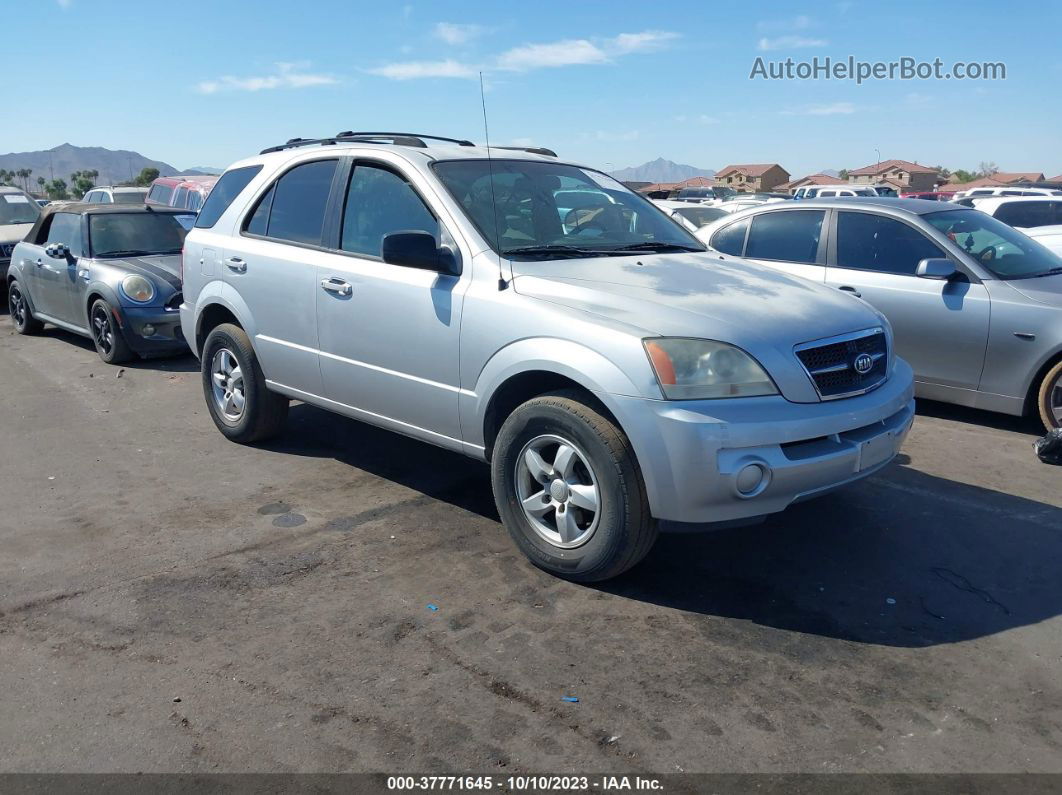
952;169;977;183
37;176;46;192
838;169;849;181
978;161;998;178
133;167;160;187
69;169;99;199
46;178;69;200
17;168;32;191
935;165;951;180
0;169;11;185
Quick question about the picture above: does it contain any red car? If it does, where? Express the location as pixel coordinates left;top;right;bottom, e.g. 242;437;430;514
145;175;219;212
899;190;955;201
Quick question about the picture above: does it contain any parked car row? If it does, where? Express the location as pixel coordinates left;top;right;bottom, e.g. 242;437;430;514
4;132;1057;582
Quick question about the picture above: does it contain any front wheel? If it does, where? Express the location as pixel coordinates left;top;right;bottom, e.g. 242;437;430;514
201;323;288;443
9;280;44;335
491;389;657;582
1037;360;1062;431
90;299;133;364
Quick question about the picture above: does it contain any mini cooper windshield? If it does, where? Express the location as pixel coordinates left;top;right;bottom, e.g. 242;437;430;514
88;212;194;258
433;160;705;260
924;208;1062;279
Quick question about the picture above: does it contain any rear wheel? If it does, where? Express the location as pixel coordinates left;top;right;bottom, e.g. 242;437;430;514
9;280;44;335
89;299;133;364
201;323;288;443
491;389;657;582
1037;360;1062;431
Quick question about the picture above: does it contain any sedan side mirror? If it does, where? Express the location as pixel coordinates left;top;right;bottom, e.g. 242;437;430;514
381;231;460;276
916;258;956;280
45;242;72;261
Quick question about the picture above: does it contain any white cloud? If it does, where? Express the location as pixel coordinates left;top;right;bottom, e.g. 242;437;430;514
697;114;720;125
196;62;337;94
782;102;857;116
610;31;680;54
757;15;813;33
497;39;608;70
757;35;828;51
366;59;478;80
434;22;486;45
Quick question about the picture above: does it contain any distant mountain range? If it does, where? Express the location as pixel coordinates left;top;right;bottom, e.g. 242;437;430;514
609;157;716;184
0;144;215;187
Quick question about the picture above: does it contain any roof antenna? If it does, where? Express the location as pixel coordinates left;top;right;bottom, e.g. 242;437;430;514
480;71;507;290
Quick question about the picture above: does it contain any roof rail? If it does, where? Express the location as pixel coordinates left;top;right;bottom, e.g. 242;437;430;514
259;137;339;154
494;145;558;158
334;131;476;147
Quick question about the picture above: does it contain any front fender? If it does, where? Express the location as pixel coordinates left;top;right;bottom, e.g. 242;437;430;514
462;337;651;453
82;281;123;326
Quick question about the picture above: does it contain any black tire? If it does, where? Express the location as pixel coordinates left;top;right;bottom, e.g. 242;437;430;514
1037;360;1062;431
8;280;44;335
89;299;134;364
201;322;288;443
491;389;657;582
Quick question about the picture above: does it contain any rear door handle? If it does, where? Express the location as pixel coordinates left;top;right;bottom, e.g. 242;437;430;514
838;285;862;298
320;278;352;296
226;257;247;273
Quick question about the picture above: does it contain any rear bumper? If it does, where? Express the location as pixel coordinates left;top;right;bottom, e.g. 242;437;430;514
606;359;916;525
117;306;189;355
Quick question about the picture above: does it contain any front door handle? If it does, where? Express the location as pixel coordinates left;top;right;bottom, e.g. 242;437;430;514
226;257;247;273
320;278;352;296
34;258;43;268
838;285;862;298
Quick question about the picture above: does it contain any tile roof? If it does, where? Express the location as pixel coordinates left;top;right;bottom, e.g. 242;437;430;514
847;159;939;176
715;163;786;178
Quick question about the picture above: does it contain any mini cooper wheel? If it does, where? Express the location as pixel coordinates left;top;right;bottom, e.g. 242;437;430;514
491;389;657;582
201;323;288;443
1037;360;1062;431
89;299;133;364
8;280;43;335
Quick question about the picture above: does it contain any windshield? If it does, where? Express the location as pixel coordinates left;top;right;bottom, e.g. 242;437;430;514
673;206;727;227
925;208;1062;279
112;191;147;205
432;159;705;259
0;192;42;226
87;212;194;258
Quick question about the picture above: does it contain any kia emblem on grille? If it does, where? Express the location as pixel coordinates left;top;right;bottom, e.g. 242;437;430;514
854;353;874;374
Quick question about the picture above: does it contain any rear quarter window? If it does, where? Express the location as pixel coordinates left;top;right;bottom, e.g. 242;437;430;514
195;166;263;229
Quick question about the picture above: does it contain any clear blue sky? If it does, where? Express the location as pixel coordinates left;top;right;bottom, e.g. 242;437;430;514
6;0;1060;178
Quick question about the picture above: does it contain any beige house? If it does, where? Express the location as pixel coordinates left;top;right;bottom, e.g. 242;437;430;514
714;164;791;193
846;159;940;192
936;171;1047;193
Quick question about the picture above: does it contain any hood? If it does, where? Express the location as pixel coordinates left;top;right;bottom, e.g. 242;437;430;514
1005;273;1062;306
104;254;182;290
511;251;883;345
0;222;34;245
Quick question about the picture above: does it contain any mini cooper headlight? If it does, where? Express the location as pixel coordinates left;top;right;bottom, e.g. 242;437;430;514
121;274;155;304
643;338;778;400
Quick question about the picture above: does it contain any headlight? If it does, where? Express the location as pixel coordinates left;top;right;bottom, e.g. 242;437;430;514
121;274;155;303
643;338;778;400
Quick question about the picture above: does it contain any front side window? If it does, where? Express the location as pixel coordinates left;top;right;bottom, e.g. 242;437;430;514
432;159;703;259
245;159;337;246
47;213;83;257
341;164;438;258
195;165;263;229
710;217;749;256
924;208;1062;279
88;212;192;258
836;212;944;275
745;210;824;263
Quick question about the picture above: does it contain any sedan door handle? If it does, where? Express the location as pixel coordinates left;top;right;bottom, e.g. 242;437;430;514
838;285;862;298
226;257;247;273
320;278;353;296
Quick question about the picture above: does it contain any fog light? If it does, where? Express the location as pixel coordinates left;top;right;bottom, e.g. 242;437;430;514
142;324;156;337
735;462;769;496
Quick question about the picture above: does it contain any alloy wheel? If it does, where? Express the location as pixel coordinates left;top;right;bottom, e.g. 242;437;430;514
9;286;26;329
515;434;601;549
91;304;115;354
210;348;246;422
1049;372;1062;427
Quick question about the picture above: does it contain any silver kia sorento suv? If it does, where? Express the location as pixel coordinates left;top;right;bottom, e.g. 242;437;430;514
180;132;915;581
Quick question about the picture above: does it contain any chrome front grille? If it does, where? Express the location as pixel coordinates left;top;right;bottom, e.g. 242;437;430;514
795;327;888;400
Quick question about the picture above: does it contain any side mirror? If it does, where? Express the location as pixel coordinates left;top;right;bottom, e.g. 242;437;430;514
45;242;72;261
381;231;460;275
916;258;956;280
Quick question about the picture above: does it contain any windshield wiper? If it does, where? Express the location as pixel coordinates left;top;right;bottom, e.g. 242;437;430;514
601;242;704;253
503;245;605;259
94;249;152;258
1031;267;1062;278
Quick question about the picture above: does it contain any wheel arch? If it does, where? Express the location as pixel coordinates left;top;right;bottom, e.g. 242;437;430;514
191;286;256;358
1025;345;1062;417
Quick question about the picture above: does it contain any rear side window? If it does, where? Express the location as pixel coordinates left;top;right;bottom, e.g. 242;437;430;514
244;160;337;245
341;164;438;258
195;166;262;229
745;210;824;263
174;187;190;209
994;201;1059;229
711;218;749;256
836;211;945;275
